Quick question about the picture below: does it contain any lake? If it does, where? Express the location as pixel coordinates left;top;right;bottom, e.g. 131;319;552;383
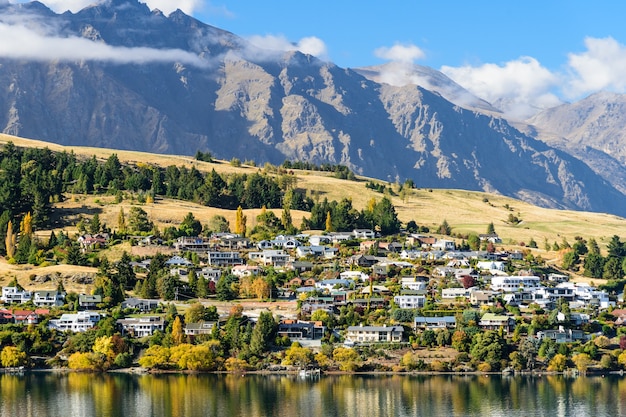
0;372;624;417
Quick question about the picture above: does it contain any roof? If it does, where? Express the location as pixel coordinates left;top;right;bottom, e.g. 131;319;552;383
347;325;403;332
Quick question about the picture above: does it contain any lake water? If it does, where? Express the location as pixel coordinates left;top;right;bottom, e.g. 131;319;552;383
0;372;623;417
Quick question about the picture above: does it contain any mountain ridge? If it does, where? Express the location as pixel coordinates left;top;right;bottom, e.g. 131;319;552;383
0;0;625;217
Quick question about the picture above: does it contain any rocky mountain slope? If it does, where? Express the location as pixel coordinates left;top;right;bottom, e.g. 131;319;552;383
0;0;625;216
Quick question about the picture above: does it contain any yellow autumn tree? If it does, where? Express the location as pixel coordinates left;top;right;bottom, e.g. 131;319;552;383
92;336;115;362
325;211;333;232
5;220;16;259
171;316;185;346
1;346;27;368
19;212;33;236
235;206;247;236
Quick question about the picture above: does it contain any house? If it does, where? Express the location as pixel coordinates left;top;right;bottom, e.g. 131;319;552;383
165;256;193;267
199;267;222;282
184;321;218;336
431;239;455;251
470;290;495;306
400;276;428;291
379;241;403;253
476;261;506;272
414;316;457;330
345;325;404;343
0;309;13;324
442;288;471;300
49;312;101;332
287;261;314;273
352;298;387;309
315;279;352;292
537;327;586;343
121;297;160;312
479;313;516;333
77;233;110;250
393;295;426;309
174;236;212;253
1;287;32;304
479;233;502;243
12;310;40;325
78;294;102;310
248;250;291;267
353;229;376;239
207;251;243;267
117;316;165;338
327;232;353;243
340;271;369;282
277;319;325;340
33;290;65;307
490;276;542;292
308;235;332;246
347;254;378;268
231;265;262;278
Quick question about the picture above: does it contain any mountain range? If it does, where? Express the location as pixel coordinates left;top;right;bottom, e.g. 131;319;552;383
1;0;626;217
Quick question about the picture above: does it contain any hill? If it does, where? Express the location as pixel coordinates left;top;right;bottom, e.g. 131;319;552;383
0;0;625;216
2;133;625;250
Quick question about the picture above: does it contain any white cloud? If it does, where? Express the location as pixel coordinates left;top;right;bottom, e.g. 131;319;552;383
565;36;626;98
0;21;207;66
374;43;425;63
244;34;328;60
441;57;561;119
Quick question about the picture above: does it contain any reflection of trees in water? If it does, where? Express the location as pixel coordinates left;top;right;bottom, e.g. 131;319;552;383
2;373;626;416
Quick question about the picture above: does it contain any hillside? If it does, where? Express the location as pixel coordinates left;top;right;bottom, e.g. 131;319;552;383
0;0;625;216
2;133;625;250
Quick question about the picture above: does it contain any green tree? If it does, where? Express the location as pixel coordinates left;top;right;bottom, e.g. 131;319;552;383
487;222;495;234
250;311;277;355
128;207;153;233
467;233;480;251
179;212;202;237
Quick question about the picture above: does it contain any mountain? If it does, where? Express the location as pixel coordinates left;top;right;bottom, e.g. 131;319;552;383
1;0;626;216
526;92;626;195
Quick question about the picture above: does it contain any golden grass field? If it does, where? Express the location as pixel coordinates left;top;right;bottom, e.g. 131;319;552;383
1;132;625;291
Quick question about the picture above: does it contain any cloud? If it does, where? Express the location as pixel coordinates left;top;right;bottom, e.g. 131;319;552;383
244;34;328;60
441;57;561;119
374;43;425;63
564;36;626;98
0;21;207;67
11;0;206;15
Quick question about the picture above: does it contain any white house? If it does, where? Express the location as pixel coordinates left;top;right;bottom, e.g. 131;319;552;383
308;235;332;246
431;239;455;251
248;250;291;267
1;287;32;304
199;267;222;282
401;277;428;291
442;288;471;299
315;279;352;292
476;261;506;272
490;276;542;292
393;295;426;309
353;229;376;239
340;271;370;282
33;290;65;307
345;325;404;343
207;251;243;267
231;265;262;278
117;316;165;338
49;312;101;332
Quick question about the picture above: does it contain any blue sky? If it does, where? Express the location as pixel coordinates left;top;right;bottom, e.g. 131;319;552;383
7;0;626;118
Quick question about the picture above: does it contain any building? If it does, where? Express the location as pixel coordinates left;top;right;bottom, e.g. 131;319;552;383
345;325;404;343
1;287;32;304
248;250;291;267
393;295;426;309
184;321;217;336
117;316;165;338
490;276;542;292
49;312;101;332
33;290;65;307
207;251;243;267
174;236;212;253
121;298;160;312
78;294;102;310
414;316;457;330
277;320;325;340
479;313;516;333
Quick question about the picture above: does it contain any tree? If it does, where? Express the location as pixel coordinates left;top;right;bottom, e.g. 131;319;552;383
603;256;623;280
250;311;277;355
283;342;314;367
171;316;185;346
333;347;361;372
235;206;246;236
487;222;495;234
561;250;579;270
128;207;153;233
179;212;202;237
584;253;604;278
19;212;33;236
572;353;591;374
325;211;333;232
117;207;127;234
438;219;451;235
207;215;230;233
216;275;235;301
1;346;27;368
89;213;101;234
547;353;567;372
5;220;15;259
467;233;480;251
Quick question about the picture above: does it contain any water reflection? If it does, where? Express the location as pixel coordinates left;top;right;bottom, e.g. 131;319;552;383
0;372;623;417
